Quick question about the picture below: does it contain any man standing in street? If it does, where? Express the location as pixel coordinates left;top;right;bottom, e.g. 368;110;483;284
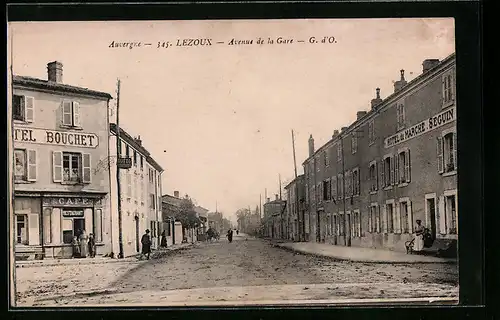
226;229;233;243
141;229;152;260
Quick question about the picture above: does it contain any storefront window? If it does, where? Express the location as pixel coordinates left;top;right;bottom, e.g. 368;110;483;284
62;209;85;244
94;209;102;242
16;215;28;244
43;208;52;244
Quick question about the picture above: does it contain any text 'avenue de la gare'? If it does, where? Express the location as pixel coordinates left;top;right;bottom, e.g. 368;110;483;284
108;36;337;49
13;127;99;148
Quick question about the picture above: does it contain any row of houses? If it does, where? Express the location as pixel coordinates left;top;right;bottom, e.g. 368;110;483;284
11;61;209;260
264;53;458;254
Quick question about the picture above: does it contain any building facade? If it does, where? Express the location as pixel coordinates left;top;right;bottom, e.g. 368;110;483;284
284;175;306;242
12;61;113;259
302;54;457;253
161;192;184;245
262;195;287;239
109;124;163;258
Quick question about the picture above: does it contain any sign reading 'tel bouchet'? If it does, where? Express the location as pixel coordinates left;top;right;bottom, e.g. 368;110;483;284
384;106;456;149
13;127;99;148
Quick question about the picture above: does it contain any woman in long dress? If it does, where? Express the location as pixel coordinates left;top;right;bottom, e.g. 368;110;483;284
413;219;425;252
79;230;88;258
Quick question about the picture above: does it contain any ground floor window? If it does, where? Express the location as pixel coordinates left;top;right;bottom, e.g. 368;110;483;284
386;203;394;233
339;214;345;235
16;215;28;244
399;200;412;233
62;213;85;244
353;211;361;237
369;205;379;233
445;194;457;234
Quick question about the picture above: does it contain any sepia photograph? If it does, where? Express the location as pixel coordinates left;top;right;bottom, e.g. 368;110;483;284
7;18;459;307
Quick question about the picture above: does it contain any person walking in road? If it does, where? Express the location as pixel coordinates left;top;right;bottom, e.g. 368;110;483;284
88;233;96;258
226;229;233;243
141;229;152;260
413;220;425;252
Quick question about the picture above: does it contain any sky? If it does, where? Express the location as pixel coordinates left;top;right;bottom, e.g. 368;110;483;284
8;19;455;224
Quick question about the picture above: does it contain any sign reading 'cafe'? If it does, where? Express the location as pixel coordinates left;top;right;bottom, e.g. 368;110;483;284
13;127;99;149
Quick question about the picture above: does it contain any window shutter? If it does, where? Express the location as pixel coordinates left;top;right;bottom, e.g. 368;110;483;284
82;153;91;183
52;151;63;182
396;105;400;128
375;163;379;190
393;203;398;233
437;136;444;173
72;101;81;127
368;207;372;232
452;132;457;169
27;149;37;181
452;72;456;102
381;205;387;233
389;157;394;185
395;153;400;184
441;76;446;104
28;213;40;245
405;150;411;183
380;160;385;188
438;196;446;234
62;101;73;126
408;201;413;233
401;105;405;126
25;96;35;123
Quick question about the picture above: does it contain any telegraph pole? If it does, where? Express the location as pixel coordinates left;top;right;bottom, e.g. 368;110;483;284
292;130;301;242
116;79;124;259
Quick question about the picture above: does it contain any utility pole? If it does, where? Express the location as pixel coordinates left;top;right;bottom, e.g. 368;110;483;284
292;129;301;242
115;79;124;259
279;174;282;200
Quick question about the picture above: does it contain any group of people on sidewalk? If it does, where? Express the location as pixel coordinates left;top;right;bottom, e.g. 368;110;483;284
71;230;96;258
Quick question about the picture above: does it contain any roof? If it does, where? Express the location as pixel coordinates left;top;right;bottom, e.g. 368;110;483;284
302;53;456;165
284;174;305;189
162;194;182;206
264;199;286;206
110;123;164;172
13;75;112;100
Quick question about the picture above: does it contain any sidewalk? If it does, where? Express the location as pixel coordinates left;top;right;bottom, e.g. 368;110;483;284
16;243;194;268
272;241;456;264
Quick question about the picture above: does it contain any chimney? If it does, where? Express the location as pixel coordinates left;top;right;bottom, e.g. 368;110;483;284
308;134;315;157
371;88;383;110
267;198;270;203
341;127;348;132
332;130;339;138
422;59;440;73
393;69;408;93
174;191;179;198
356;111;367;120
47;61;63;83
135;135;142;146
275;194;279;201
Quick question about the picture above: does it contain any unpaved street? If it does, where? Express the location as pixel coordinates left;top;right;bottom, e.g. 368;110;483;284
26;235;458;306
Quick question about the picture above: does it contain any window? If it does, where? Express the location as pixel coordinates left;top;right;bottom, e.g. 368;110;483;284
339;214;345;235
334;215;339;235
13;95;34;122
396;103;405;129
438;132;457;173
386;203;394;233
368;120;375;145
352;168;360;196
399;200;412;234
140;156;144;169
317;182;321;203
150;194;156;209
351;134;357;154
62;101;81;127
324;151;329;167
15;149;37;182
337;143;342;162
133;150;137;167
445;194;457;234
397;150;411;184
62;215;85;244
353;211;361;237
315;158;320;172
382;156;394;188
53;152;90;184
16;215;28;244
126;145;130;158
323;180;330;201
345;171;352;197
442;72;455;106
305;183;309;203
331;176;337;200
369;162;378;192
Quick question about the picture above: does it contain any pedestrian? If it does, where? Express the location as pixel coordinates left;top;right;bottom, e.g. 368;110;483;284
226;229;233;243
88;233;96;258
413;220;425;252
160;230;167;248
236;230;239;235
141;229;152;260
79;229;88;258
72;236;81;258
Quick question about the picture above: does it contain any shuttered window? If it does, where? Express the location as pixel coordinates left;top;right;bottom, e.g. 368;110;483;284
13;95;35;122
62;101;81;127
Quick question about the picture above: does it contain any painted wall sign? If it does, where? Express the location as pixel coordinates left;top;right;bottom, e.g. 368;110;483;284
117;157;132;169
62;210;85;218
384;106;456;149
43;197;95;207
13;127;99;148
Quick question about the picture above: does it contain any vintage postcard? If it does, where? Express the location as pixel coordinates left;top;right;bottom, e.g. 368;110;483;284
7;18;458;307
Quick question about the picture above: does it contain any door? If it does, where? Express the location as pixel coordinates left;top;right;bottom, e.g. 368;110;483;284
427;198;437;239
135;216;140;253
346;214;352;247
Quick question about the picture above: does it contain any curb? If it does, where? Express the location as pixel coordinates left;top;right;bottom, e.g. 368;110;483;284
272;242;457;265
33;288;121;304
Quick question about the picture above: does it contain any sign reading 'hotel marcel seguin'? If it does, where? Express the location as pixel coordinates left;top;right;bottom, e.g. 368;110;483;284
384;106;456;149
13;127;99;148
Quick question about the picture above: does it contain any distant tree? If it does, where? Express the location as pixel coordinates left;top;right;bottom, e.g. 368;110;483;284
175;196;201;239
